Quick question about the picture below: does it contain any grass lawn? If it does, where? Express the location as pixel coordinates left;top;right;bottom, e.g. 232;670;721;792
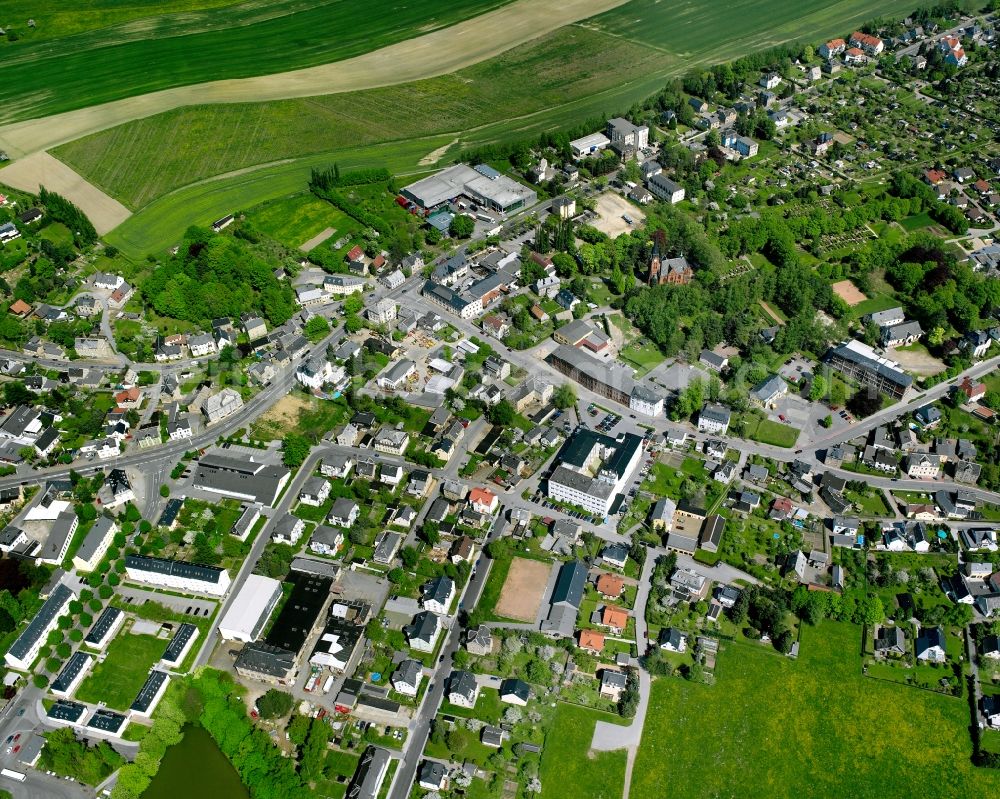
0;0;514;122
75;629;164;711
618;339;665;377
631;621;993;799
742;414;799;448
38;222;74;247
539;703;626;799
898;211;936;231
845;489;891;517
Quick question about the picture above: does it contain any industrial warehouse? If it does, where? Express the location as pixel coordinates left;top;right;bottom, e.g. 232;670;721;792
401;163;537;214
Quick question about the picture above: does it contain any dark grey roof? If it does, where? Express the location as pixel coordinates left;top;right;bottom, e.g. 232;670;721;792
602;669;627;689
405;610;439;644
76;516;116;564
235;642;296;678
106;468;130;496
161;623;197;664
551;561;587;608
84;606;122;646
52;651;91;693
192;458;290;505
419;760;447;787
87;709;126;732
916;626;945;655
449;669;477;701
602;543;628;563
48;700;85;723
500;678;530;702
40;512;77;562
34;426;59;451
392;658;422;687
310;525;342;547
126;554;226;586
131;670;169;713
422;576;454;607
8;583;73;661
157;498;183;527
827;342;913;388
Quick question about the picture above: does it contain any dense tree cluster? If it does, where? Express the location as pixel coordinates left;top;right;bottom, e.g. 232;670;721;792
41;728;123;785
142;228;294;327
39;187;97;246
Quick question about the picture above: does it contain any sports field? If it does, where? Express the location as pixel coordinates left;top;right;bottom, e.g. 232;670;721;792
494;557;550;622
631;621;993;799
0;0;518;124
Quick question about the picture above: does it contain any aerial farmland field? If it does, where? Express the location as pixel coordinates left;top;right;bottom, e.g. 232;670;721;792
584;0;918;60
0;0;516;122
52;26;668;209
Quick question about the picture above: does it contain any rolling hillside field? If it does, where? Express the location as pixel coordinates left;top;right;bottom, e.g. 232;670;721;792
54;26;667;209
47;0;925;255
631;622;993;799
0;0;514;123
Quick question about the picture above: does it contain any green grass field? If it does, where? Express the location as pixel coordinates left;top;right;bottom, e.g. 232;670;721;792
585;0;916;64
75;630;165;711
0;0;513;123
619;339;665;377
246;193;364;250
631;621;992;799
539;703;626;799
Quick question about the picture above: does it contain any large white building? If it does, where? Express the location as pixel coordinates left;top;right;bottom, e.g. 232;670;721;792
125;555;231;596
218;574;283;642
547;430;643;517
648;173;686;204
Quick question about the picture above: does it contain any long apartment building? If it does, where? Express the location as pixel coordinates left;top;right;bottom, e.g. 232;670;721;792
824;339;913;400
124;555;231;596
546;344;663;417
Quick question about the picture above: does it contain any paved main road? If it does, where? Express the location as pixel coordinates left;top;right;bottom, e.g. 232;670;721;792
387;523;498;799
